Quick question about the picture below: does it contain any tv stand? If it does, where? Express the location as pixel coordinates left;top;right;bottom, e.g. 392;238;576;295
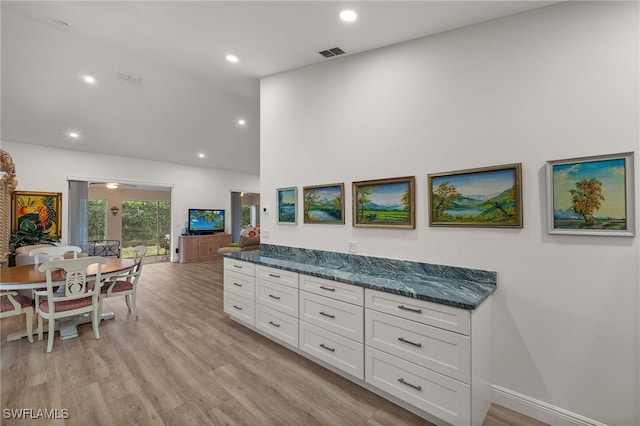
178;233;232;263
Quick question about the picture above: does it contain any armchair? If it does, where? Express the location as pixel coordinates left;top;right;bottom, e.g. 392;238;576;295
218;227;260;255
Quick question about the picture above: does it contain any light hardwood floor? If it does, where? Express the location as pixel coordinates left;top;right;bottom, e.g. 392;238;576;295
0;259;547;426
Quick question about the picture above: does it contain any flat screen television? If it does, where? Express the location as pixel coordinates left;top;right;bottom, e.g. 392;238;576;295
188;209;225;235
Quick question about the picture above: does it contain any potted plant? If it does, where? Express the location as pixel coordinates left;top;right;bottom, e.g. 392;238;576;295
8;219;60;266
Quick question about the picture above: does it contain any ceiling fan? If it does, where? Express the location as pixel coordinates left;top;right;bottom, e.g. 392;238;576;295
89;182;137;189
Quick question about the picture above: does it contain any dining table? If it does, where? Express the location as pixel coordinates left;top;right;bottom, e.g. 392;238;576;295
1;257;135;342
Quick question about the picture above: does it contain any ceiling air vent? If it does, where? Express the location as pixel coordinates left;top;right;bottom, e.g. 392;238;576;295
319;47;345;58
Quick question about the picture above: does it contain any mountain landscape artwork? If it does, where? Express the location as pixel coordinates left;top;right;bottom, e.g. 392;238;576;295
353;176;415;228
429;164;522;227
303;183;344;224
547;153;633;235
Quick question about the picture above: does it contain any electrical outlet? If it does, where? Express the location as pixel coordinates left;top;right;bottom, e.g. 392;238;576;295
347;241;358;253
262;230;270;240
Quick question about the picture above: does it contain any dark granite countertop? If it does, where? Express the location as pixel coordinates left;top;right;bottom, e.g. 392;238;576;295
223;245;496;310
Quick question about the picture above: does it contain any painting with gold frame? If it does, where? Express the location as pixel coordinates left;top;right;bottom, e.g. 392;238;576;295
428;163;523;228
353;176;415;229
11;191;62;237
303;183;345;224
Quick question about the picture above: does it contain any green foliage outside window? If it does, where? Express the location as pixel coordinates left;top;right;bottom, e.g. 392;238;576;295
241;204;251;227
122;201;171;249
88;199;106;241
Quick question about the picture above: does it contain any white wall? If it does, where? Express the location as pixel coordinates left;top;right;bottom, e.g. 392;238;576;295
2;141;259;261
261;2;639;425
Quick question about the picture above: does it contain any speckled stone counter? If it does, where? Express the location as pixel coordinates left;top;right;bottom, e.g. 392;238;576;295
223;244;496;310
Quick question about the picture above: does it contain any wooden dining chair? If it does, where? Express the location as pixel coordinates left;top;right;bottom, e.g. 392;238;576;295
30;245;83;263
37;256;107;353
31;246;84;322
0;290;34;343
100;246;146;317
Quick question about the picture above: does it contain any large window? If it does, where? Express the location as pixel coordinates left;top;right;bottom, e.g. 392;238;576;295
121;201;170;258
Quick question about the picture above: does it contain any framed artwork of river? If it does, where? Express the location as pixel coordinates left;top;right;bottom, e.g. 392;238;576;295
428;163;523;228
303;183;345;224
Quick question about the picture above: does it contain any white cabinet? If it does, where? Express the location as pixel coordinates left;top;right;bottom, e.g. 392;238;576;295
364;288;491;426
365;346;471;425
298;275;364;380
299;320;364;379
299;290;363;342
223;263;491;426
223;259;255;326
254;265;299;346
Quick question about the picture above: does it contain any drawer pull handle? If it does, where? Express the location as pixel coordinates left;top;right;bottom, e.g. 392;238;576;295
233;265;243;269
268;273;281;278
398;305;422;314
398;337;422;348
268;321;281;328
233;282;243;287
232;305;243;311
319;343;335;352
398;377;422;391
319;286;336;292
268;294;281;300
319;311;335;319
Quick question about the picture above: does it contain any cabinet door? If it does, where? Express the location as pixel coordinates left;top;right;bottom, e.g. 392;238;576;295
181;237;199;262
299;321;364;380
256;279;298;317
366;309;470;383
365;346;470;426
224;270;255;300
224;291;254;326
299;291;363;342
255;303;298;348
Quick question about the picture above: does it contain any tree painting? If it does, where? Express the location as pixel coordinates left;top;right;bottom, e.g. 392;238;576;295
551;156;627;231
569;178;605;224
429;164;522;227
433;181;462;220
303;184;344;223
353;177;415;228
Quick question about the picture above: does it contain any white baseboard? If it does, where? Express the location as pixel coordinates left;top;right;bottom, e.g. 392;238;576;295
491;385;607;426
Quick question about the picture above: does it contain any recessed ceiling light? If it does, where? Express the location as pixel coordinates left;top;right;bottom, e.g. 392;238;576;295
340;10;357;22
226;54;239;63
83;75;96;84
106;182;119;189
198;153;205;158
238;119;246;126
68;132;79;139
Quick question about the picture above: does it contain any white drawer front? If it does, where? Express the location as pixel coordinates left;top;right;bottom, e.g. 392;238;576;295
255;304;299;348
224;270;255;300
365;309;470;383
299;321;363;380
299;291;363;342
256;265;299;288
365;289;470;335
224;291;254;326
299;274;364;306
224;258;255;276
256;279;299;317
365;346;470;426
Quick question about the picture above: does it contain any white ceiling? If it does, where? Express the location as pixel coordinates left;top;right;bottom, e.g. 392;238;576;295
1;1;560;175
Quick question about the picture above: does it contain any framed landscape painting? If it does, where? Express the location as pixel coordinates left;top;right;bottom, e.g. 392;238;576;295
546;152;635;236
429;163;522;228
11;191;62;237
353;176;415;229
277;187;297;225
303;183;345;224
